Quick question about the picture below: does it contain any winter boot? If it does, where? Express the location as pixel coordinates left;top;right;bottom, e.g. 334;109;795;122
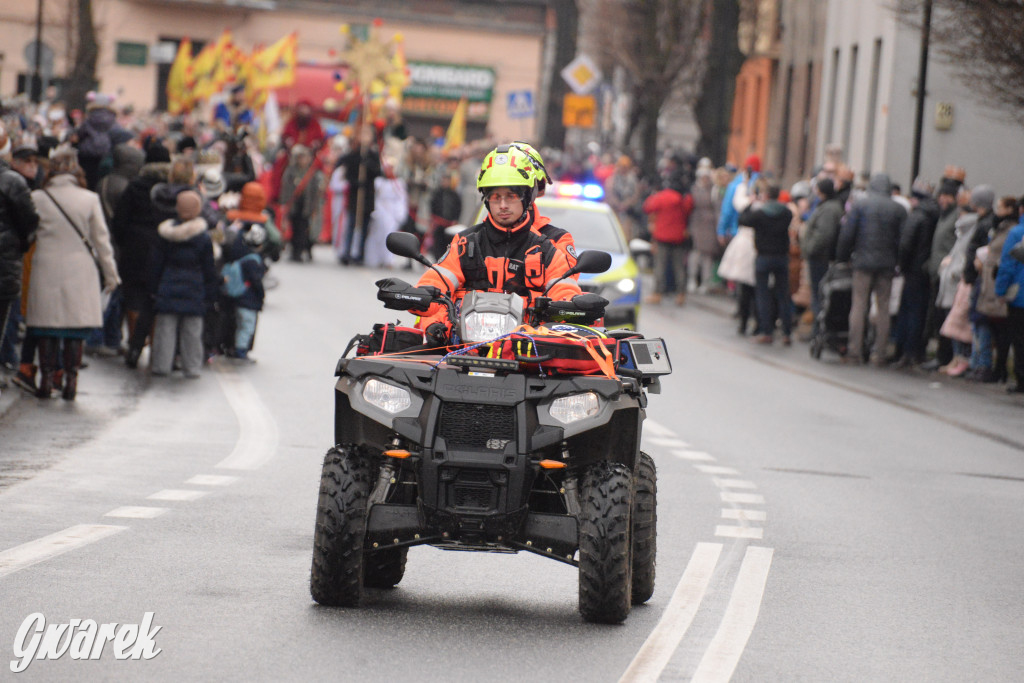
35;338;59;399
62;339;83;401
12;363;37;394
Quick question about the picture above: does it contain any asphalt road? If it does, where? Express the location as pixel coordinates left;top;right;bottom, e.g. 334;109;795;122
1;251;1022;681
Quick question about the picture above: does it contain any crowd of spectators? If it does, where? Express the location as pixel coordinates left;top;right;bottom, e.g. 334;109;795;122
1;88;1021;402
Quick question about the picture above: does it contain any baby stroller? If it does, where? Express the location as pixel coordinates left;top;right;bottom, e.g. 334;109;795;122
809;262;853;360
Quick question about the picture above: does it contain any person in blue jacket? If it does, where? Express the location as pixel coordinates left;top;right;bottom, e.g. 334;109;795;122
716;155;761;245
221;225;266;363
994;199;1024;393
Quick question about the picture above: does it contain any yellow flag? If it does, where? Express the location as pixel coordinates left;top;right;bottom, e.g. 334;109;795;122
252;33;297;90
443;97;468;153
167;38;192;114
189;31;232;101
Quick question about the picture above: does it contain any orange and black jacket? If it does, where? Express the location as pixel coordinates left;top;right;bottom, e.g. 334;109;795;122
531;206;578;269
415;206;581;331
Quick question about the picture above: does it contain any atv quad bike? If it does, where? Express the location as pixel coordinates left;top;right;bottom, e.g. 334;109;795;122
311;232;671;623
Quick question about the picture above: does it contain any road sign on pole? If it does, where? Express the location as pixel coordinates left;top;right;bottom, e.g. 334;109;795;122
506;90;534;119
560;54;602;95
562;93;596;129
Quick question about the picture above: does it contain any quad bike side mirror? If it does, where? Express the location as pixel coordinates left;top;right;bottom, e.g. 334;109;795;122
542;250;612;296
573;250;612;275
386;232;429;265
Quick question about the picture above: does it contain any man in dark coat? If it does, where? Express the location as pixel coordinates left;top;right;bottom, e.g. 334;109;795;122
110;142;172;367
801;178;845;327
836;172;908;364
891;180;941;365
740;184;794;344
337;125;381;265
0;137;41;384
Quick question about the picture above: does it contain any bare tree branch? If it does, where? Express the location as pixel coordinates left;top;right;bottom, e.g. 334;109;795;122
894;0;1024;124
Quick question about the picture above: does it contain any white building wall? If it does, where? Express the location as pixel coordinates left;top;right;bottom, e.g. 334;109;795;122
821;0;1024;196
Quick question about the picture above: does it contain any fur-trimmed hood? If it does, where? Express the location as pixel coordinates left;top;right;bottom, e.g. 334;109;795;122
158;216;208;242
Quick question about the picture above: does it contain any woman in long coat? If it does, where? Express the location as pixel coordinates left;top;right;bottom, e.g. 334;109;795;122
26;150;119;399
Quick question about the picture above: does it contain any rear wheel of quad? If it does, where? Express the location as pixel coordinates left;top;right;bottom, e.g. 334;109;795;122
310;446;371;606
363;547;408;589
631;452;657;604
578;461;633;624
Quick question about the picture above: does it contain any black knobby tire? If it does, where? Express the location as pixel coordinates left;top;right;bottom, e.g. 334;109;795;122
578;461;634;624
631;451;657;604
363;547;408;589
310;446;371;606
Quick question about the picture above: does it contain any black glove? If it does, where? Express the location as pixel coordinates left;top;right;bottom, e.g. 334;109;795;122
424;322;449;346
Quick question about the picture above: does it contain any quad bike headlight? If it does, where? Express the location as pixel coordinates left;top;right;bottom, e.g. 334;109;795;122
362;378;412;414
458;291;524;343
462;311;519;343
549;392;601;424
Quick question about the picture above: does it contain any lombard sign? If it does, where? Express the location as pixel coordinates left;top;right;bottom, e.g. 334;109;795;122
403;61;495;120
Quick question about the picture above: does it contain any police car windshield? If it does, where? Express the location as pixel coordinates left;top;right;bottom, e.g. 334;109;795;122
536;205;626;254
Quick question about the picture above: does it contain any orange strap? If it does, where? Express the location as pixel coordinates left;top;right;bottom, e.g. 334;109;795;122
509;325;617;380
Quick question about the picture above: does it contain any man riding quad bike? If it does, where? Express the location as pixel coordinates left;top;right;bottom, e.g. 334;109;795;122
310;145;671;623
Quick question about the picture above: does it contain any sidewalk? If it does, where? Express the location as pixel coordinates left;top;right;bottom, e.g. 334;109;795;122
676;288;1022;400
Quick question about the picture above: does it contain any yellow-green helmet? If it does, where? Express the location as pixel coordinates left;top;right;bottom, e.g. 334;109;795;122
511;141;552;189
478;145;536;206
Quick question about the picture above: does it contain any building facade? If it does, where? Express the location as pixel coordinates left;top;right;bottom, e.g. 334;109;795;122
818;0;1024;194
726;0;779;170
763;0;826;187
0;0;548;142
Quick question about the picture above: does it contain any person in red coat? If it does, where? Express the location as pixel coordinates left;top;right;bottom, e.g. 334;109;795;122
643;180;694;305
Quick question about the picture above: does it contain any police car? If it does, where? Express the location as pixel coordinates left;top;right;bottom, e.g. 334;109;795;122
470;182;644;329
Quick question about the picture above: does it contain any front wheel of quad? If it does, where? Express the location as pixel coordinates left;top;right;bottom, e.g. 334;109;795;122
310;446;371;606
578;461;634;624
363;547;408;589
631;452;657;604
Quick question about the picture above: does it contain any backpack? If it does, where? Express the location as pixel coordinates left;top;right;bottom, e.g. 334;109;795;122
221;253;261;298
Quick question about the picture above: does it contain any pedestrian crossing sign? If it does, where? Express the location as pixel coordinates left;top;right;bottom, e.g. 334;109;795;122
507;90;534;119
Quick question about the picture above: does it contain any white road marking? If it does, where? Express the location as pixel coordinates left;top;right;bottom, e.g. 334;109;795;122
619;543;723;683
104;506;168;519
214;368;280;470
691;546;775;683
147;489;208;502
722;509;767;522
720;492;765;505
673;449;716;462
645;436;691;449
643;420;673;437
0;525;127;579
186;474;239;486
713;478;757;489
694;465;740;475
715;525;764;540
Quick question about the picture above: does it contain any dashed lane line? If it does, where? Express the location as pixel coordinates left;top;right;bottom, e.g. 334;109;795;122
186;474;239;486
643;420;674;437
0;368;272;580
672;449;716;462
104;506;168;519
695;465;740;475
147;489;208;502
619;543;723;683
0;525;127;578
720;492;765;505
712;478;757;489
722;509;766;522
690;546;775;683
